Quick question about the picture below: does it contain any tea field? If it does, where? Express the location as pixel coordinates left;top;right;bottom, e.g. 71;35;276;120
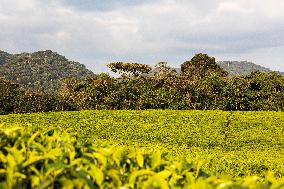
0;110;283;178
2;126;284;188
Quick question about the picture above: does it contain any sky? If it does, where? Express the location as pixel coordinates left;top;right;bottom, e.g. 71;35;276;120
1;0;284;73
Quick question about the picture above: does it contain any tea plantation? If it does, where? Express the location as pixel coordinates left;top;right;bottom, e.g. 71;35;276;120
0;110;284;188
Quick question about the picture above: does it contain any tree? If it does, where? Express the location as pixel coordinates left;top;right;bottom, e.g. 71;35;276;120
222;71;284;111
181;53;228;79
153;62;177;78
107;62;152;77
0;77;22;114
59;74;117;110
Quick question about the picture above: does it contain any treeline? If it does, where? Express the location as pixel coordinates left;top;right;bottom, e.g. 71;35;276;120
1;53;284;114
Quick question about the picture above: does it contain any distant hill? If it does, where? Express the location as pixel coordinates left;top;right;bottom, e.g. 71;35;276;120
0;50;95;92
217;61;275;76
160;61;283;77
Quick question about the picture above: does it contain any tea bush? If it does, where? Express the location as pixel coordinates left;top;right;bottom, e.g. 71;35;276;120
0;110;283;177
0;126;283;189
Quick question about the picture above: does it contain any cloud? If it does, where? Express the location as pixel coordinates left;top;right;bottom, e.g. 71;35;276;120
217;1;253;14
0;0;284;72
57;0;160;11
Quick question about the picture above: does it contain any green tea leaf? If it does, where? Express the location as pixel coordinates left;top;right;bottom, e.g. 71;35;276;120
136;151;144;168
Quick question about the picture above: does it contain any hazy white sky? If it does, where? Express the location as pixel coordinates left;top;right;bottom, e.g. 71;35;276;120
1;0;284;73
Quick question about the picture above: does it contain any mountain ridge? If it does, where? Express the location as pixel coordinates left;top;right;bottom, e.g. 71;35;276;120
0;50;95;92
217;61;284;76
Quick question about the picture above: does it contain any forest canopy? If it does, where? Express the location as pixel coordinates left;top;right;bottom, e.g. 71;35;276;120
1;50;284;114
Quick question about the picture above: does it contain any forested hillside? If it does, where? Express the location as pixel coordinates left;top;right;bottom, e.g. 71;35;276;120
0;50;95;92
0;50;12;65
218;61;272;76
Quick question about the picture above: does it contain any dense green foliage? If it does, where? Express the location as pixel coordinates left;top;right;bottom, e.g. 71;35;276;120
181;53;228;79
1;52;284;114
0;78;70;115
0;50;94;92
61;60;284;111
0;50;12;65
0;78;22;114
222;72;284;110
1;126;283;189
1;110;283;177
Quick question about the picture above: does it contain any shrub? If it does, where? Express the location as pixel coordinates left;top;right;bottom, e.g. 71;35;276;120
0;126;283;188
